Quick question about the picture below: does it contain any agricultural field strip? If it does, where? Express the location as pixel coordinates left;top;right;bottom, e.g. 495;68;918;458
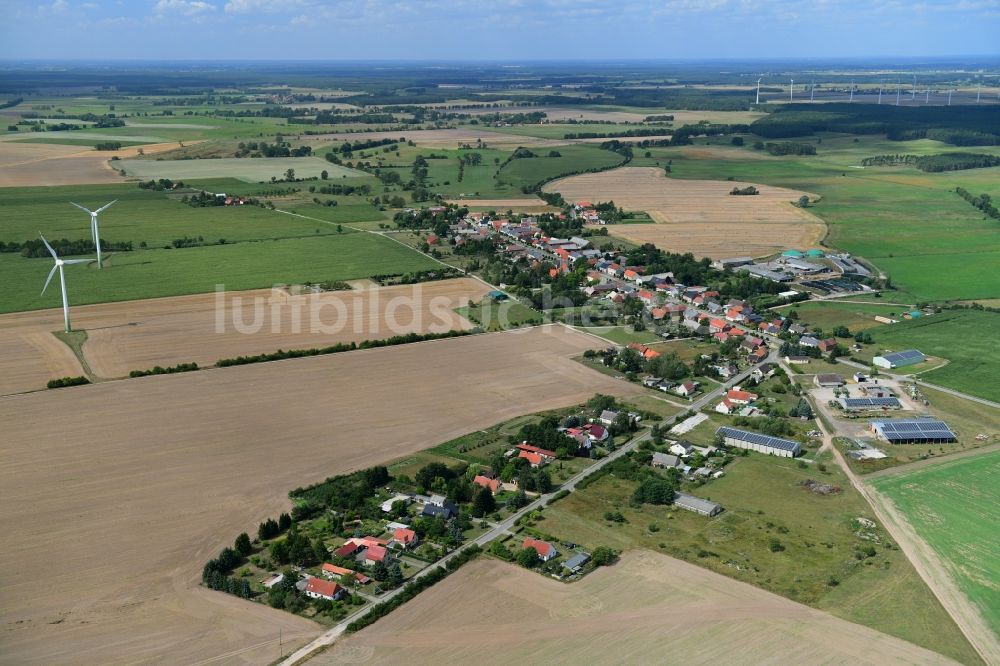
0;325;639;665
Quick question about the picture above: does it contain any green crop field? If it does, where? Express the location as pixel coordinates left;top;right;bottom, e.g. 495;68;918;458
871;450;1000;642
776;300;909;333
116;157;365;182
497;144;626;191
864;309;1000;402
540;452;982;664
0;182;434;312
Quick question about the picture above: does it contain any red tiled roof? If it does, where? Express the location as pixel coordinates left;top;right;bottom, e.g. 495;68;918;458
306;578;343;599
394;527;417;544
365;544;389;562
523;537;555;558
516;443;557;458
473;475;501;493
519;451;544;466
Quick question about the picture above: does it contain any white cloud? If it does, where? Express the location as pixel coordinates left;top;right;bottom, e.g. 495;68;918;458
225;0;304;13
154;0;217;15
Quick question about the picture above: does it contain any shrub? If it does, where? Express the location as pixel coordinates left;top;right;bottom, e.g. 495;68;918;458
47;375;90;389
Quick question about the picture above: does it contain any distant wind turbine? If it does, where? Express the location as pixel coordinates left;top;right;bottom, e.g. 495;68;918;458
849;81;854;102
39;234;90;333
70;200;116;269
810;81;815;102
925;89;930;104
756;77;762;105
896;80;901;106
911;75;917;101
790;79;794;102
977;82;982;104
948;89;953;106
878;84;883;105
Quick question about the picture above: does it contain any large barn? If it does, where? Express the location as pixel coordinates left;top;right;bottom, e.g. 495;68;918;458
870;418;956;444
716;427;801;458
873;349;925;369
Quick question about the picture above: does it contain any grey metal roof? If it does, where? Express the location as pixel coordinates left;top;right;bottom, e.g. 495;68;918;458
674;492;722;514
843;397;901;409
878;349;925;364
716;427;801;453
563;552;591;570
871;418;956;441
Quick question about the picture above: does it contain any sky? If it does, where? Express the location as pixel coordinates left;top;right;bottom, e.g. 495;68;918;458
0;0;998;61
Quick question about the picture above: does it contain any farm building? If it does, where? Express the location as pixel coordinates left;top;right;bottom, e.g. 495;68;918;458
815;373;845;388
839;397;903;411
870;418;956;444
873;349;925;369
713;257;753;270
857;382;893;398
716;427;801;458
674;492;723;517
651;452;681;468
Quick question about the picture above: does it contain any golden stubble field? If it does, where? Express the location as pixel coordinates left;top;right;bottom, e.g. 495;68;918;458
0;278;490;394
0;325;640;665
326;551;957;665
0;139;183;186
545;166;825;259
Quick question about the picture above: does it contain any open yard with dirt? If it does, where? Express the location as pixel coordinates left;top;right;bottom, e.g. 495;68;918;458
325;551;959;665
545;166;825;259
0;325;640;665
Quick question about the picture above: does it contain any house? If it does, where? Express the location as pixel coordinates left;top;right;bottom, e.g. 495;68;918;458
305;578;347;602
523;537;558;561
870;418;956;443
380;494;412;513
751;363;776;382
669;440;695;457
709;318;730;333
598;409;619;425
421;503;457;519
582;423;609;442
473;474;502;494
516;443;557;465
799;336;820;348
363;544;391;566
334;542;363;558
674;492;723;517
714;363;740;379
321;563;371;585
873;349;925;369
675;380;699;397
725;388;758;405
262;573;284;589
651;452;681;468
392;527;419;549
715;398;738;415
628;342;661;360
814;373;844;388
562;552;591;573
716;426;801;458
818;337;839;353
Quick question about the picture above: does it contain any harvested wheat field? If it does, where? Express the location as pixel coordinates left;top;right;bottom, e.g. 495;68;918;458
546;167;825;259
325;551;956;665
0;309;86;396
0;278;490;390
0;139;183;186
0;325;639;665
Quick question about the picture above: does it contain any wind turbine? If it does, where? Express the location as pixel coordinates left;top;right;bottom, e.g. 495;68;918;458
911;75;917;101
895;81;901;106
756;77;762;105
70;200;116;269
977;82;982;104
878;83;883;105
789;79;794;102
39;234;90;333
948;89;953;106
810;81;815;102
849;81;854;103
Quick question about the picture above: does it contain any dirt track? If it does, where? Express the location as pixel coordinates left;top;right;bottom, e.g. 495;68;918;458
0;325;640;665
545;166;825;259
325;551;957;665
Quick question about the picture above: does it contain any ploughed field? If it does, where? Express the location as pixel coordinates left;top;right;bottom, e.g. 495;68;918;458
545;166;824;259
0;325;640;665
326;551;958;665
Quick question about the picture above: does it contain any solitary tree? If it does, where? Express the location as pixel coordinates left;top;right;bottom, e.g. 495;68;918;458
284;168;296;181
234;532;252;557
471;487;496;517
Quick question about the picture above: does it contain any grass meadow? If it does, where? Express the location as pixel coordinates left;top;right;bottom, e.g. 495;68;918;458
116;157;365;182
540;452;982;665
498;144;626;191
871;450;1000;643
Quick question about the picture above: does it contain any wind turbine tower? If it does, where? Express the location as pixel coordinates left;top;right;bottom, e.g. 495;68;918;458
790;79;794;102
896;81;901;106
810;81;815;102
849;81;854;102
70;200;117;269
878;84;883;105
39;234;90;333
756;77;762;105
977;83;982;104
911;75;916;101
948;89;953;106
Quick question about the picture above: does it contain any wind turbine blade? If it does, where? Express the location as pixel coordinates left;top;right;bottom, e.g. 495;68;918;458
41;264;58;295
63;258;91;264
70;202;94;214
38;233;59;260
95;200;118;214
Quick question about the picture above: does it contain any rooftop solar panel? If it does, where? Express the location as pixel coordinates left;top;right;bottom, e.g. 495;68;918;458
843;397;901;408
716;427;801;452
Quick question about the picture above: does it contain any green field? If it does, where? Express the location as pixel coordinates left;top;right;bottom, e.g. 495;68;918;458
0;182;434;312
542;452;983;664
497;144;626;191
776;300;910;333
864;310;1000;402
454;299;542;331
116;157;365;182
572;325;663;346
871;450;1000;643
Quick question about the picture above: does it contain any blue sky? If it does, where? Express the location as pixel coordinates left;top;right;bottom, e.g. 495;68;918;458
1;0;998;60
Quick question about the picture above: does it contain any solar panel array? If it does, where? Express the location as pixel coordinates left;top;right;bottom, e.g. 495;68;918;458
872;419;956;442
842;397;902;409
716;427;801;453
882;349;924;364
